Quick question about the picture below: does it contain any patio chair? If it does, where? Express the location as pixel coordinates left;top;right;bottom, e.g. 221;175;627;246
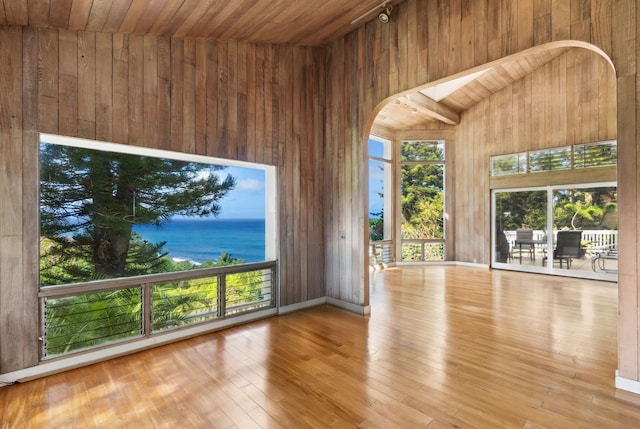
542;230;583;269
591;244;618;273
512;228;535;262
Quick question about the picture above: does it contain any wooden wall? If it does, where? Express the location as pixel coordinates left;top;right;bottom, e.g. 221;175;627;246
0;27;326;373
453;48;616;264
323;0;639;383
2;0;640;388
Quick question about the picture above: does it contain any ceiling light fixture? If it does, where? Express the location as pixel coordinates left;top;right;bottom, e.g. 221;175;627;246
378;5;393;24
351;2;393;25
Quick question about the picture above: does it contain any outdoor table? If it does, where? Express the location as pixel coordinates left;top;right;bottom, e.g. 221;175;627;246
514;239;546;263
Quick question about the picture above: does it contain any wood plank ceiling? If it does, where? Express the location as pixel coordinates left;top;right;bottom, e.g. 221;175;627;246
1;0;570;131
374;46;571;132
0;0;401;46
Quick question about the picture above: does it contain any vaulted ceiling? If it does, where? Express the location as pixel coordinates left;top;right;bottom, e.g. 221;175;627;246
0;0;401;46
374;46;571;133
1;0;573;132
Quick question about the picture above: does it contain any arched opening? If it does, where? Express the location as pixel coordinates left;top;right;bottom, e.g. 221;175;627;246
364;41;617;282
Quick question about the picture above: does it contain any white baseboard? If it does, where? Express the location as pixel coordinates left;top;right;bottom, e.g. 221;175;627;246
393;261;490;269
395;261;456;267
615;370;640;394
454;261;491;269
326;296;370;315
279;296;370;315
278;297;327;314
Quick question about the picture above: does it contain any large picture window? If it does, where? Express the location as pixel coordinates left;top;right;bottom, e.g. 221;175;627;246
493;184;617;281
400;140;445;261
39;134;277;357
368;137;447;267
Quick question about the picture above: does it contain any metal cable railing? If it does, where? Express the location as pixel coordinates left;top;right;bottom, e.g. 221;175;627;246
401;239;445;262
369;240;393;266
39;261;277;359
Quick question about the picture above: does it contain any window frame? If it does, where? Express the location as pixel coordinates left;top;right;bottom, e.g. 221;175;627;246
490;140;617;176
39;133;278;282
398;139;446;263
38;133;279;358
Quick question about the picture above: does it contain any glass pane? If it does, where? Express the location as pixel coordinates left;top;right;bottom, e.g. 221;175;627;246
225;268;274;316
552;187;618;273
40;139;268;287
529;146;572;172
401;164;444;239
495;186;618;279
491;152;527;176
401;242;444;261
152;276;219;331
401;141;445;162
494;190;548;265
369;159;385;241
44;288;143;356
370;241;393;265
368;138;389;159
574;141;617;168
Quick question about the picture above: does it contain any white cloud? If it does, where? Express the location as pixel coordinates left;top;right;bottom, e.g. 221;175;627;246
235;178;264;192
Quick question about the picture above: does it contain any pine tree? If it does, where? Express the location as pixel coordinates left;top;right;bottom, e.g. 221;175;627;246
40;143;236;283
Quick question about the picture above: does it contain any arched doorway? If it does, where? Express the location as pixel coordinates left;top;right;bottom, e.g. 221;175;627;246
364;41;617;278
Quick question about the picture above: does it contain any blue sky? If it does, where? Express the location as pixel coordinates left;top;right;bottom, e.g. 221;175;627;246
369;139;386;217
369;161;384;216
219;166;266;219
223;163;384;220
39;136;268;220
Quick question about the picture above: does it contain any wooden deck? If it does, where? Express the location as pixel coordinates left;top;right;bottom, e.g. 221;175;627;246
2;266;640;428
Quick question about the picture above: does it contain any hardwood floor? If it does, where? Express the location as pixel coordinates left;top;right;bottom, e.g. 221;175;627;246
2;266;640;428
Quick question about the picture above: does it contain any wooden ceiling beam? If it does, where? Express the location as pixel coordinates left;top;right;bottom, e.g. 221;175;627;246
403;92;460;125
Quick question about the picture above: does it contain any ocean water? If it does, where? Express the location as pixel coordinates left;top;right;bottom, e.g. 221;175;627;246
133;218;265;264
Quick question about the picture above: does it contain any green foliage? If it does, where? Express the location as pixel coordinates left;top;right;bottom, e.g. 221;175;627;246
529;147;572;172
400;163;444;226
401;141;445;162
43;252;270;355
369;141;445;244
40;143;236;280
401;192;444;240
400;142;445;240
369;211;384;241
39;143;274;356
491;153;526;175
45;288;142;355
40;237;94;286
124;232;174;276
553;188;617;230
496;187;617;232
496;191;547;230
226;269;267;309
401;242;444;261
41;232;175;286
152;276;219;331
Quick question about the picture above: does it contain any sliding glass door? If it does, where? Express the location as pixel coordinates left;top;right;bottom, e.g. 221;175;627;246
492;183;617;281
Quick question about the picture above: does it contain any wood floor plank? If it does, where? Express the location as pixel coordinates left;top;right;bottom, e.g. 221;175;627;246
1;266;639;428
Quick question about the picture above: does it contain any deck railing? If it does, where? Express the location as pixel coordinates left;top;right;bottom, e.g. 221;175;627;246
504;229;617;253
369;240;393;266
401;239;445;262
372;231;616;267
38;260;277;359
370;239;446;265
